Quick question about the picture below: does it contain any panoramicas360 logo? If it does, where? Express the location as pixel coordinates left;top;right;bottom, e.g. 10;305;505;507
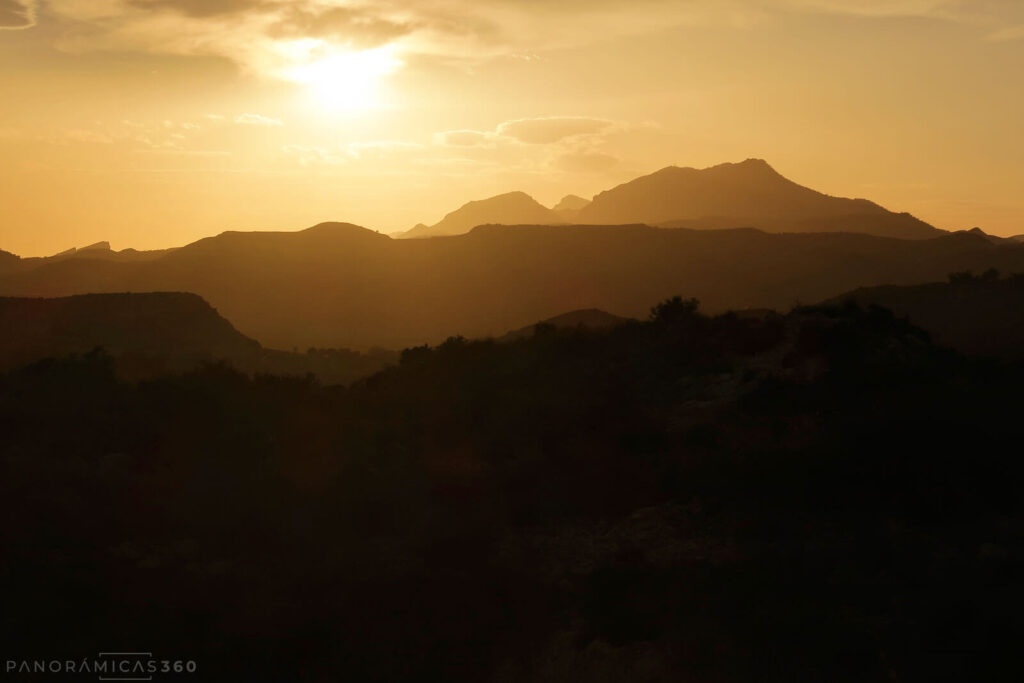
5;653;197;679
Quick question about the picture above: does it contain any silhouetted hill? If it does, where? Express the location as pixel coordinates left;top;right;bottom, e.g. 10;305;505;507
4;222;1024;349
498;308;632;341
552;194;591;221
0;289;396;382
0;292;259;370
827;271;1024;358
578;159;943;239
0;248;18;274
952;227;1012;245
402;191;562;238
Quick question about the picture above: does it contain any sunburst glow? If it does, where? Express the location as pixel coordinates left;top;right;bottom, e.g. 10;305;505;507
280;43;402;111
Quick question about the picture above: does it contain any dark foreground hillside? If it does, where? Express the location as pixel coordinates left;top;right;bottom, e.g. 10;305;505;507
829;270;1024;359
2;300;1023;681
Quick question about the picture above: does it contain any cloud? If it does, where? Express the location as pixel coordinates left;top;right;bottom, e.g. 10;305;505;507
281;140;425;167
36;0;1018;81
429;115;635;177
0;0;35;29
233;113;284;126
553;150;620;173
436;130;496;148
497;117;619;145
268;5;414;48
438;116;626;148
126;0;269;18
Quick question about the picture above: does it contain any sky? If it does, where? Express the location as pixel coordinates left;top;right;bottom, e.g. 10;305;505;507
2;0;1024;256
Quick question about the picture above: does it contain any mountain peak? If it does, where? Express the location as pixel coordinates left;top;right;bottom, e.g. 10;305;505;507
654;158;780;178
402;191;562;239
578;159;941;239
463;191;540;209
553;194;591;214
301;222;385;238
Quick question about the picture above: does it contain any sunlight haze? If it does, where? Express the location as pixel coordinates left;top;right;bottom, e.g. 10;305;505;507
2;0;1024;255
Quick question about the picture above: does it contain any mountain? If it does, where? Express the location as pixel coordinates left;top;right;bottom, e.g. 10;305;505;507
576;159;943;239
0;249;18;274
3;221;1024;350
826;271;1024;358
499;308;632;342
402;191;562;238
397;223;430;237
552;194;592;221
0;292;259;370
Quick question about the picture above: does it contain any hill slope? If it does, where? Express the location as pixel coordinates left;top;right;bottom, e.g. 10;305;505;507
0;292;259;370
827;272;1024;358
402;191;562;238
498;308;632;342
577;159;942;239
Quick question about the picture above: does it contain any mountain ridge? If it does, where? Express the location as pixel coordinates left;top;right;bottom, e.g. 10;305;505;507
577;159;943;239
3;222;1021;350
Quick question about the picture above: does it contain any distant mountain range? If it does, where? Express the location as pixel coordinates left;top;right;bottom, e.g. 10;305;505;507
398;159;943;240
3;221;1023;350
0;241;175;276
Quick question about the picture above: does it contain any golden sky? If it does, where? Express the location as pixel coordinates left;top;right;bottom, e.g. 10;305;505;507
2;0;1024;255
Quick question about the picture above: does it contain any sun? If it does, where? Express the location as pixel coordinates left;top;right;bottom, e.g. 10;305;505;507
280;42;402;111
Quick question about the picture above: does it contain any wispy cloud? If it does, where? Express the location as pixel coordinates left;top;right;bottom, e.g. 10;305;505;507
36;0;1020;83
497;117;621;145
438;116;626;148
234;113;284;126
388;115;636;176
0;0;36;29
436;130;496;148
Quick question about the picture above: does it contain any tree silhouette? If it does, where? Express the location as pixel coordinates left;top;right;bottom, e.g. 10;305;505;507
650;295;700;324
